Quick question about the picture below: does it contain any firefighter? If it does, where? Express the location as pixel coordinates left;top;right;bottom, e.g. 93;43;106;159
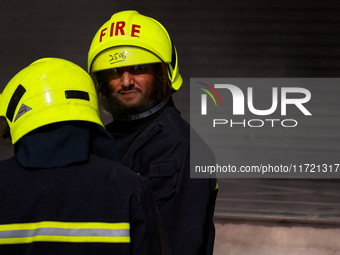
88;10;218;254
0;58;162;255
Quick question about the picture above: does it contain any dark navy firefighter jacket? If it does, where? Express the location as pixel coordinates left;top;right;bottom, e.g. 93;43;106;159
0;122;162;255
106;100;218;255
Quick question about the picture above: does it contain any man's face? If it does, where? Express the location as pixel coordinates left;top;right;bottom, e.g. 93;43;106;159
98;64;163;118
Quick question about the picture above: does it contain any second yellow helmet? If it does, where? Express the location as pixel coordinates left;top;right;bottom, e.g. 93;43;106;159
0;58;103;144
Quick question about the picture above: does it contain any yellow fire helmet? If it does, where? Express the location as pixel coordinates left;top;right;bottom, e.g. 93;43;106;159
0;58;103;144
87;10;182;91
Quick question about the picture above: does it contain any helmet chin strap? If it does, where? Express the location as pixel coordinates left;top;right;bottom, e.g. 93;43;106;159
114;96;170;121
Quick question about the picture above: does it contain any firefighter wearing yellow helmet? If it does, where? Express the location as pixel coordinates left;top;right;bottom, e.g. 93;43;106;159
88;10;182;120
87;11;217;255
0;57;162;254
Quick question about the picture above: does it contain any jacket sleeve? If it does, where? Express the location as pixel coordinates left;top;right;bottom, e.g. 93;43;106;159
174;143;218;255
130;178;171;255
149;139;218;255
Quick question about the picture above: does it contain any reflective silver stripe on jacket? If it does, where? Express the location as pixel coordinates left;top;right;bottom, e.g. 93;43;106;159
0;221;130;244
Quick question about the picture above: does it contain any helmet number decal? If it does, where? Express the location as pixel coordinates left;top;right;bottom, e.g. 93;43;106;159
109;52;127;65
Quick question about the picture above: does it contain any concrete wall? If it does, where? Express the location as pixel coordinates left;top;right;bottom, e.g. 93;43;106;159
214;222;340;255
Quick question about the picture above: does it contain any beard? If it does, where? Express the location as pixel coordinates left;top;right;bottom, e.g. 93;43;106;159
101;82;164;120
